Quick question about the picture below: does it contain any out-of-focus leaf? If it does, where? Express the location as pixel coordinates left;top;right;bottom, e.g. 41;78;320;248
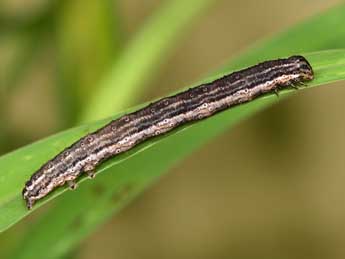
56;0;120;125
81;0;214;122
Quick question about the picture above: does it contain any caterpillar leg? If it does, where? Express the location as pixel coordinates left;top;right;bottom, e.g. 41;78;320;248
67;180;78;190
86;170;96;179
84;164;96;179
274;88;280;97
25;198;35;210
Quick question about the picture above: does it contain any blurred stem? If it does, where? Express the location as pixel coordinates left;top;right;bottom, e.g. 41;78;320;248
55;0;121;127
80;0;214;122
0;1;61;152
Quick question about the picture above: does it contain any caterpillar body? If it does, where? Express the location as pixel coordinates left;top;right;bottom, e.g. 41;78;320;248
22;55;314;209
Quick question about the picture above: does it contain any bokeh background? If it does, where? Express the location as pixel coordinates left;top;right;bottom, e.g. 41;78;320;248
1;0;345;258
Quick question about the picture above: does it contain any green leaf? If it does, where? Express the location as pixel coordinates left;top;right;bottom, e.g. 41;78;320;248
1;49;345;259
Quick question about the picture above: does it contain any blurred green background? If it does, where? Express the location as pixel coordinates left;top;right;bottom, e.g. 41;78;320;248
1;0;345;258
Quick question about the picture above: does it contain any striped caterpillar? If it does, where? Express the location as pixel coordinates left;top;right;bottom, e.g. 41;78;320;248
23;55;314;209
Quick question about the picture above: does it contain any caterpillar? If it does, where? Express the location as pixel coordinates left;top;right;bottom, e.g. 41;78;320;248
22;55;314;209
